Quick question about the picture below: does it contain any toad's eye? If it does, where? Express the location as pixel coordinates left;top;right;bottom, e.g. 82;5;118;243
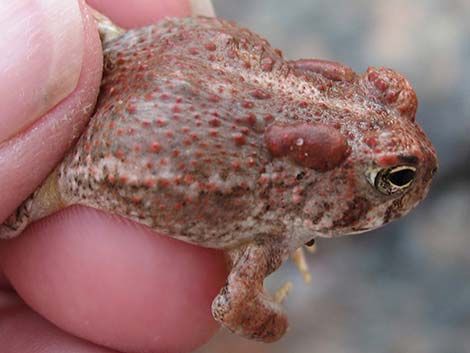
367;165;416;195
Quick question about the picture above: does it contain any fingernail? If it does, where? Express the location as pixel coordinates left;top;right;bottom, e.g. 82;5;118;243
190;0;216;17
0;0;84;144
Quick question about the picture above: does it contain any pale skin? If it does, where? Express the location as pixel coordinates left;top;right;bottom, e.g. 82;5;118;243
0;1;227;353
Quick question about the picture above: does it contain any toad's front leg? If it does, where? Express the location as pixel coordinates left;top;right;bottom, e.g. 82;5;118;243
212;239;290;342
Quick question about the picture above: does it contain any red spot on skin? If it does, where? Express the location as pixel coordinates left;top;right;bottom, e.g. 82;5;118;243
184;174;195;184
261;57;275;72
250;89;272;100
258;175;269;184
231;160;241;170
126;103;137;114
265;122;350;171
119;175;129;184
144;178;155;188
149;142;162;153
156;118;168;127
115;149;124;159
158;178;170;188
209;118;221;127
378;155;399;166
232;133;246;146
264;114;275;123
364;136;378;148
208;94;221;103
204;42;217;51
242;101;254;109
144;92;154;101
240;127;250;135
246;114;257;125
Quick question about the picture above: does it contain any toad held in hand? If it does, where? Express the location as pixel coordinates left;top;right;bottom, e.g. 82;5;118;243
1;16;438;342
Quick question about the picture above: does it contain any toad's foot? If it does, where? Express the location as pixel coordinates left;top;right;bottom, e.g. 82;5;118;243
0;169;65;239
212;240;290;342
0;194;35;239
291;247;311;283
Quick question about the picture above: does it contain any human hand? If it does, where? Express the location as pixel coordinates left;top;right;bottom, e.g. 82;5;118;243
0;1;227;352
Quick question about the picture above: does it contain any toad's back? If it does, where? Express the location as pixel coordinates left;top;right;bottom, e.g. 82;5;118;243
58;17;291;247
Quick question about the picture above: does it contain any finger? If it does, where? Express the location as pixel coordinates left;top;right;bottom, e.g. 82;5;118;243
0;0;102;223
86;0;191;28
0;0;83;144
0;291;119;353
0;206;227;353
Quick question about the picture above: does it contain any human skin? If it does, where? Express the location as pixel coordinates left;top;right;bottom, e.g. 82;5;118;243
0;1;227;353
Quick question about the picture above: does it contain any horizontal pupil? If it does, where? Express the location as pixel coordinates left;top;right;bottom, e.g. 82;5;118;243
388;169;415;186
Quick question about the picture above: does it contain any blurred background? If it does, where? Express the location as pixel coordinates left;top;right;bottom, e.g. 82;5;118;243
197;1;470;352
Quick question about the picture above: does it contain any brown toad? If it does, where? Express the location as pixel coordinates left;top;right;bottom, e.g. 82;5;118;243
0;15;437;342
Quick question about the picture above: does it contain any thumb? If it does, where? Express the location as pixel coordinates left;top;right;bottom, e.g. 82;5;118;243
0;0;102;223
0;0;85;144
